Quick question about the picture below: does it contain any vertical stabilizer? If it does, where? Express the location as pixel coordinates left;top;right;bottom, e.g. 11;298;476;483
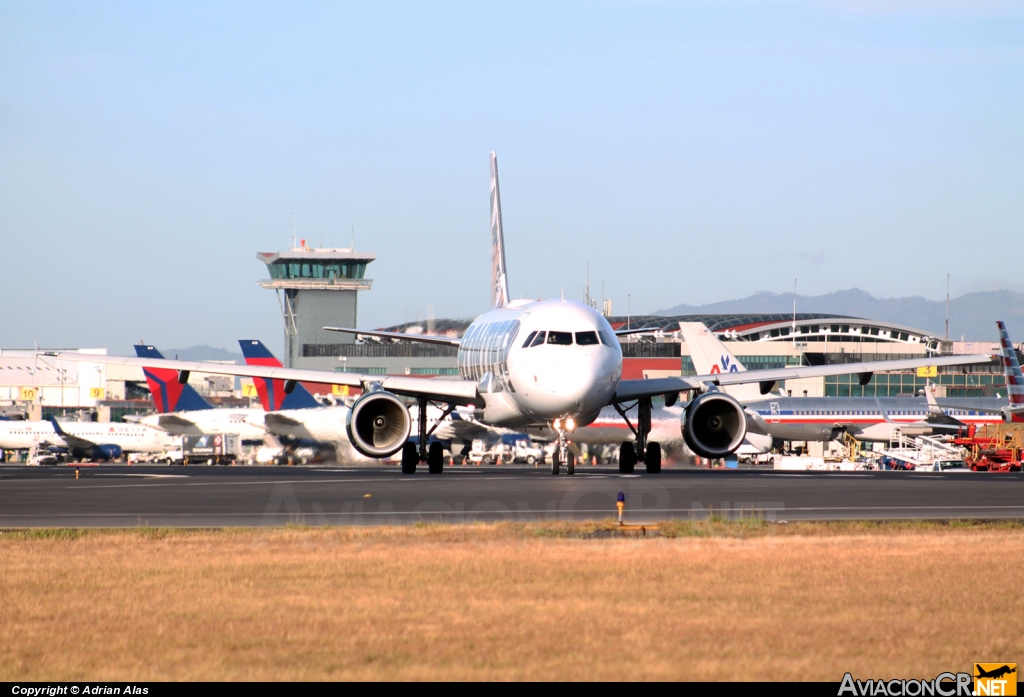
490;151;510;308
678;322;765;401
238;340;321;410
134;345;213;413
996;321;1024;407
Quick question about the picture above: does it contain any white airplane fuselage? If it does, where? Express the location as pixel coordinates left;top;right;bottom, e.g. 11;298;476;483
0;421;177;453
137;409;267;440
457;299;622;429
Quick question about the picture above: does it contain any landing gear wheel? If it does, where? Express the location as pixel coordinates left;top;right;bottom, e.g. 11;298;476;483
645;442;662;474
427;442;444;474
566;451;575;476
551;450;560;475
400;442;418;474
619;442;636;474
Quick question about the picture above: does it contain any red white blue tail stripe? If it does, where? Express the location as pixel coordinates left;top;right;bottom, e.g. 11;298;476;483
997;321;1024;407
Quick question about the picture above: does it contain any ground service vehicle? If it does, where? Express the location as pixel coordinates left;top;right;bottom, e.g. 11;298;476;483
182;434;241;465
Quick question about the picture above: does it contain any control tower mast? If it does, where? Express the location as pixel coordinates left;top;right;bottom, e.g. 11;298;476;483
257;241;376;368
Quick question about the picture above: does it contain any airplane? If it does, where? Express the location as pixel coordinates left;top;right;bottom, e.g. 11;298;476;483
240;339;490;459
51;152;993;476
678;321;1013;443
0;415;176;461
238;339;359;459
132;345;268;442
976;665;1016;680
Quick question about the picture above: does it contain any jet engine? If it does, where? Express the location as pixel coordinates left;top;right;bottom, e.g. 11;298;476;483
681;391;748;459
345;391;412;458
94;444;123;461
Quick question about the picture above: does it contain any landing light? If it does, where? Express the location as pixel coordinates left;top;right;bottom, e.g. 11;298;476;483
565;417;576;432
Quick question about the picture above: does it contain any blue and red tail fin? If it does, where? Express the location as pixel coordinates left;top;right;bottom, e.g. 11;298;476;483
134;345;213;413
238;340;321;410
996;322;1024;419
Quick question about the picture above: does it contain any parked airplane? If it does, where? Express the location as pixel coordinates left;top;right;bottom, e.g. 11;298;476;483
132;345;267;442
53;153;992;475
239;339;491;459
679;321;1012;443
0;416;176;460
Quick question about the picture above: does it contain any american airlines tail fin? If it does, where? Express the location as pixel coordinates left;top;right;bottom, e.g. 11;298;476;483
490;151;510;308
238;340;321;411
133;345;213;413
996;321;1024;421
678;322;766;401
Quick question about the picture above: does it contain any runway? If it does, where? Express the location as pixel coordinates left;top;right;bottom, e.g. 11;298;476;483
2;463;1024;527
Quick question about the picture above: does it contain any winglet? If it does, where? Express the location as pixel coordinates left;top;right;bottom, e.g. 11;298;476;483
490;151;510;308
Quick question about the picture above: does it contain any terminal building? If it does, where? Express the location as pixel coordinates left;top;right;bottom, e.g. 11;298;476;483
312;313;1013;400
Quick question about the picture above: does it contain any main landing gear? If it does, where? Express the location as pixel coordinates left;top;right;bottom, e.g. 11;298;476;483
401;397;456;475
550;418;576;476
613;396;662;474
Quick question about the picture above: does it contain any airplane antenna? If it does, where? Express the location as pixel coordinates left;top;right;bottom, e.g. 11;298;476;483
561;288;564;301
291;213;297;249
945;274;950;340
627;294;631;330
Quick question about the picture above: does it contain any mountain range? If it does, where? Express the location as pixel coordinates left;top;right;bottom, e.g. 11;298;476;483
161;345;245;364
654;289;1024;342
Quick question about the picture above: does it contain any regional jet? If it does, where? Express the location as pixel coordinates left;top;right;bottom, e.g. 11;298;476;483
52;153;993;475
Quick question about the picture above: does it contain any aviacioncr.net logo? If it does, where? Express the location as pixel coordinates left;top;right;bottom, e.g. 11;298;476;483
839;672;972;697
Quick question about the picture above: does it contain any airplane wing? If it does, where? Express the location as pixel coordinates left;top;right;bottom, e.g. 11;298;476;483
323;326;461;346
263;413;305;428
931;402;1024;417
614;327;663;337
612;354;994;402
49;353;482;406
157;414;199;429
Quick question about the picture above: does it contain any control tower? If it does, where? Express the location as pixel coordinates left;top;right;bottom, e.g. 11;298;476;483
258;242;376;368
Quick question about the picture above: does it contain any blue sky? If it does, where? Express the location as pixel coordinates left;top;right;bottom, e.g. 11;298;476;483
2;1;1022;355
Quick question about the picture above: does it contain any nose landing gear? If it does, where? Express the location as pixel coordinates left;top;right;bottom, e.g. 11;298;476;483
550;418;576;476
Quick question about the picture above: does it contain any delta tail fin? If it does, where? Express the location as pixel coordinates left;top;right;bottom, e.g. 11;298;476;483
490;151;510;308
678;322;767;401
238;340;321;411
133;345;213;413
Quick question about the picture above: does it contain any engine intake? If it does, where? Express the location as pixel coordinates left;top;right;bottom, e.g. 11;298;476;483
681;391;747;459
346;391;412;458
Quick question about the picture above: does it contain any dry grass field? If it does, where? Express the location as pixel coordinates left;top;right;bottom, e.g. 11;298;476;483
1;520;1021;681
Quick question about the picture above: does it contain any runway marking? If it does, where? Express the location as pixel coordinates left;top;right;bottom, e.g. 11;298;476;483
65;476;526;490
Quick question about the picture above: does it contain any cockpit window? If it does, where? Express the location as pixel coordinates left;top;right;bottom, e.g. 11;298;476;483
521;331;538;348
598;330;615;347
529;331;546;347
575;331;599;346
546;331;573;346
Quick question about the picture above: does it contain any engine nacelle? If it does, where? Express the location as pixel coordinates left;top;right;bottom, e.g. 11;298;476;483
345;391;412;458
681;391;748;459
95;444;123;461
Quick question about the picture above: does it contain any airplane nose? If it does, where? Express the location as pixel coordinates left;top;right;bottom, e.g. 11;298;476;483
542;358;600;412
